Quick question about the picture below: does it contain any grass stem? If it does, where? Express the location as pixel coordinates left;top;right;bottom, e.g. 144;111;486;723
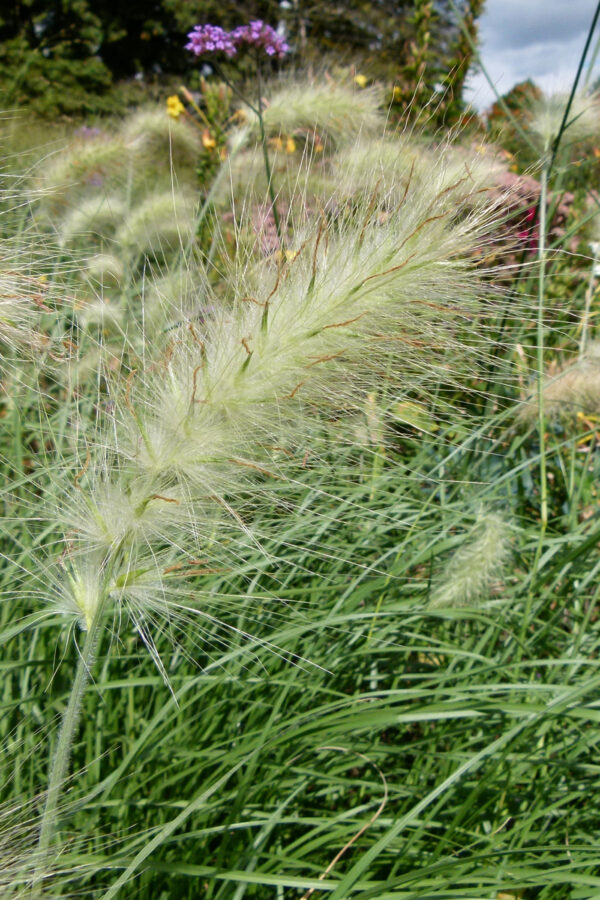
256;63;283;246
520;161;549;648
34;593;105;875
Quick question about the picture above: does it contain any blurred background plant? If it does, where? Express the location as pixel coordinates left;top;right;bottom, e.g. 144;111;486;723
0;0;485;124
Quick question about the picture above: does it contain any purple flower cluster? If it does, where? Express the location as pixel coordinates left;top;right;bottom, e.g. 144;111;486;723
186;20;289;60
185;24;237;58
231;21;289;58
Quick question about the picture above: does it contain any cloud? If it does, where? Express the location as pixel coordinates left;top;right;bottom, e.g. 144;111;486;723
464;0;598;112
479;0;592;50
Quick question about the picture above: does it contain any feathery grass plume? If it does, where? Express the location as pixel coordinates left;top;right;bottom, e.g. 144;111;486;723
0;245;64;355
30;158;510;856
240;80;385;150
430;511;512;608
51;166;507;642
525;90;600;152
115;191;197;260
519;342;600;426
75;297;124;334
119;107;203;173
139;266;210;332
33;134;129;212
83;252;125;288
32;108;200;245
211;139;331;220
58;194;128;249
213;145;269;209
330;135;505;210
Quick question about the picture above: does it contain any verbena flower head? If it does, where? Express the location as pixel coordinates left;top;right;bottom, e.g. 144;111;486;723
186;21;289;60
231;20;289;58
185;24;237;57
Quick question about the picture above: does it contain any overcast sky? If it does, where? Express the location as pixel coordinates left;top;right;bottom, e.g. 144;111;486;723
464;0;600;112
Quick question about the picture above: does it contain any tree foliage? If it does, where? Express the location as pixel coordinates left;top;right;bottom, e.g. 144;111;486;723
0;0;485;118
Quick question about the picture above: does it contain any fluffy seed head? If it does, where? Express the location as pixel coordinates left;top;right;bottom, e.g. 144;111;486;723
83;253;125;288
430;511;512;608
241;80;385;149
34;136;128;209
119;108;202;173
75;297;124;332
331;136;503;210
519;343;600;425
58;194;127;248
35;135;514;669
115;192;197;259
526;90;600;152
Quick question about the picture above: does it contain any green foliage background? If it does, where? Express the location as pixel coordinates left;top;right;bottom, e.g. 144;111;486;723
0;0;484;117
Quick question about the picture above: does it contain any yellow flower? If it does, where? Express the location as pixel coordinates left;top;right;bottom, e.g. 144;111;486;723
166;95;185;119
354;74;367;88
285;136;296;153
275;248;300;263
202;129;217;150
392;85;403;101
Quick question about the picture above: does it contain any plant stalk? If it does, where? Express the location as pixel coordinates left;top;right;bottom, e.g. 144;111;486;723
34;595;105;875
579;245;599;359
536;162;549;534
256;61;283;245
206;62;283;246
520;161;549;648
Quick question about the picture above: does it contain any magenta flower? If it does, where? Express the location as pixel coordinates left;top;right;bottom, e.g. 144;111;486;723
185;24;237;58
185;21;289;60
231;20;289;59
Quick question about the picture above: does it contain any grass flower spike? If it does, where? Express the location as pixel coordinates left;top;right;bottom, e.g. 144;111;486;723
430;511;512;608
242;81;384;149
519;343;600;425
32;142;508;857
526;90;600;152
49;152;505;650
